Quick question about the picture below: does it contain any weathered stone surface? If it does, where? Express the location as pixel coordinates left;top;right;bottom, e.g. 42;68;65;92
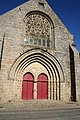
0;0;80;104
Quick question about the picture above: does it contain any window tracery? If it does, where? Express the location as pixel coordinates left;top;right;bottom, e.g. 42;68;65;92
23;12;54;48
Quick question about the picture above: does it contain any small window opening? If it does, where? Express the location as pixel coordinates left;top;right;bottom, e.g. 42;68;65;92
38;39;41;46
43;39;45;46
38;2;44;9
30;38;33;45
34;39;37;45
24;37;28;45
47;40;50;47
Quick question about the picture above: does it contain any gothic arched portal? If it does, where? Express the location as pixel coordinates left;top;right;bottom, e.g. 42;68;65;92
8;48;65;101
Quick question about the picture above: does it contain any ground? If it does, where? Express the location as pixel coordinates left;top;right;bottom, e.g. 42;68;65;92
0;100;80;120
0;107;80;120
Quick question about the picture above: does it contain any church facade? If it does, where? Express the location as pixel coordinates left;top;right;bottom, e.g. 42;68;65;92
0;0;80;103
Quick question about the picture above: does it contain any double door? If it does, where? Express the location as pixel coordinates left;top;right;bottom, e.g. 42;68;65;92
22;73;48;100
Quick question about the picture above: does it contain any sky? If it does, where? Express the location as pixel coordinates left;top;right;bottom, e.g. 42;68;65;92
0;0;80;52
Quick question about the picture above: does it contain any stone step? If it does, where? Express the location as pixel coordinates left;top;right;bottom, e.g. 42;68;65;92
0;100;80;111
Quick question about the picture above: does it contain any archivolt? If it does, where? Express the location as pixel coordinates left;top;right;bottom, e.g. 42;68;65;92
8;48;64;81
8;48;64;100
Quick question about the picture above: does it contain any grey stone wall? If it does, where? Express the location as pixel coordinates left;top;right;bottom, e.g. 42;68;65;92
0;0;80;102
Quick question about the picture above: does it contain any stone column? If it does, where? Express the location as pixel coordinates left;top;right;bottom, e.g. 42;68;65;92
51;80;53;100
48;80;50;99
34;82;37;99
54;82;57;100
57;82;59;100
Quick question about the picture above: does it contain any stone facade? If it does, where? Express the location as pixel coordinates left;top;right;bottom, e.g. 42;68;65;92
0;0;80;103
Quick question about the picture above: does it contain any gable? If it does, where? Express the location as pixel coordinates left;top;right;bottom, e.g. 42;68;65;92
0;0;74;52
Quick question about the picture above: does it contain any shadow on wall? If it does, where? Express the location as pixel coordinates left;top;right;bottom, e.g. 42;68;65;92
69;46;76;102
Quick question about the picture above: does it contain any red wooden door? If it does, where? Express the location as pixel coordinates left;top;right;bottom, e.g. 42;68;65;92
37;73;48;99
22;73;34;100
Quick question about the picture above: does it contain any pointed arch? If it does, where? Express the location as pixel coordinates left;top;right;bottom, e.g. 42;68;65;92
8;48;65;100
23;11;55;49
38;73;48;82
23;72;34;81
